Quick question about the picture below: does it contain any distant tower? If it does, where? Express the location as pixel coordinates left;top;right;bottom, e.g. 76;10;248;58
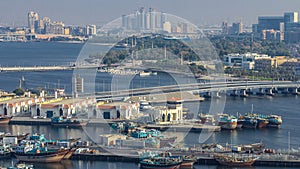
28;11;39;33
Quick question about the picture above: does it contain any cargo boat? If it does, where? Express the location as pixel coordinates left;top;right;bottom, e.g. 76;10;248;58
51;117;87;128
214;154;258;167
180;155;197;169
216;114;237;130
0;116;12;124
14;148;69;163
267;115;282;128
139;156;182;169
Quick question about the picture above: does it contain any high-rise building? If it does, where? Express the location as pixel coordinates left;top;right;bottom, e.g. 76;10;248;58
163;21;171;33
284;12;298;23
256;16;284;33
28;11;39;33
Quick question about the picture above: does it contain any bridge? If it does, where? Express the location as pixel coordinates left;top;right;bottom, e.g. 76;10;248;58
90;81;300;100
0;65;99;72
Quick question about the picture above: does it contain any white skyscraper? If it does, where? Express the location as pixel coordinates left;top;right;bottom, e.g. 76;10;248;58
28;11;39;33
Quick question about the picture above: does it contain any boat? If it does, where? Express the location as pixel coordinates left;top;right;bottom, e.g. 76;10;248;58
14;148;69;163
256;118;269;128
216;114;237;129
139;154;182;169
198;113;215;125
180;155;197;169
267;115;282;128
139;71;152;77
0;144;12;158
214;153;258;167
0;116;12;124
238;116;258;129
51;116;87;128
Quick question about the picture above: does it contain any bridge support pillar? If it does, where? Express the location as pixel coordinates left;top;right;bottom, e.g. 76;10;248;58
202;92;211;98
240;89;248;97
282;88;289;95
292;88;300;95
211;91;221;98
230;90;238;97
266;88;274;96
256;88;264;96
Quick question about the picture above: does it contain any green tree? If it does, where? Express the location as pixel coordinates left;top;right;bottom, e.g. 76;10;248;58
13;88;24;96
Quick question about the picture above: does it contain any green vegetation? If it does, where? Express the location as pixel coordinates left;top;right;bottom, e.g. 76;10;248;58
13;88;24;96
210;36;291;59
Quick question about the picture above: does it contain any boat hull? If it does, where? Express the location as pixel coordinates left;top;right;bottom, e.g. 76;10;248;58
218;122;237;130
0;117;11;124
14;149;69;163
216;158;255;167
140;163;181;169
51;122;87;128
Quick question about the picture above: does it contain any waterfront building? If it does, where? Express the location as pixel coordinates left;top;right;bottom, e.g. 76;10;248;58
96;102;139;119
30;98;95;118
0;97;44;116
146;98;183;124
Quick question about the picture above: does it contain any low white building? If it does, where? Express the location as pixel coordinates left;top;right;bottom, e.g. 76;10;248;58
96;102;139;119
31;98;96;118
224;52;271;69
0;97;44;116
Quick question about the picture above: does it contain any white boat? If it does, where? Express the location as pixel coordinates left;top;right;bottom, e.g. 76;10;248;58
139;71;151;77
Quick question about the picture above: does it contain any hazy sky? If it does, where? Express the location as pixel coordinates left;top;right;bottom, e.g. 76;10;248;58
1;0;300;27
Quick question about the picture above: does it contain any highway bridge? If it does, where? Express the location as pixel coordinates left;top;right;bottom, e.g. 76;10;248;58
0;65;98;72
91;81;300;100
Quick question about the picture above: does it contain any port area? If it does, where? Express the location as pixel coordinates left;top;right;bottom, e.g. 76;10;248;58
70;148;300;167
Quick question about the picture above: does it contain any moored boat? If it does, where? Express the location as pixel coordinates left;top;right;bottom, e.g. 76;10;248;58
14;148;69;163
256;118;269;128
139;155;182;169
180;155;197;169
51;117;87;128
214;153;258;167
0;116;12;124
216;114;237;130
267;115;282;128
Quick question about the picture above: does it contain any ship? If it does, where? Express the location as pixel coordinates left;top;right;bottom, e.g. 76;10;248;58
267;115;282;128
214;153;258;167
180;155;197;169
216;114;237;129
14;148;69;163
0;116;12;124
51;117;87;128
139;71;152;77
238;116;258;129
256;117;269;128
198;113;215;125
139;155;182;169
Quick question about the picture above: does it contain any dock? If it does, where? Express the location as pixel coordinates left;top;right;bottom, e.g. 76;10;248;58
144;124;221;132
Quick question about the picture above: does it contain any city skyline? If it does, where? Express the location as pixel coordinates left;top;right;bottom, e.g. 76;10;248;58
1;0;300;27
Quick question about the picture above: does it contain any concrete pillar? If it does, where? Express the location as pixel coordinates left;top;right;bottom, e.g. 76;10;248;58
266;88;274;96
212;91;221;98
230;90;238;97
282;88;289;94
240;89;248;97
256;88;264;96
292;88;299;95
